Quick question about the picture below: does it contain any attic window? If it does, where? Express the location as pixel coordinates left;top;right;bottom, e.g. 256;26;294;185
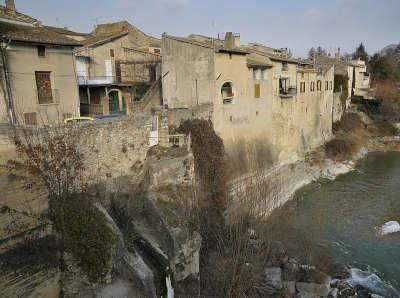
282;62;288;71
37;45;46;57
221;82;234;104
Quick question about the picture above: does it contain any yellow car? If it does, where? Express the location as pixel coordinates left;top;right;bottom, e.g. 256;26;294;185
64;116;94;125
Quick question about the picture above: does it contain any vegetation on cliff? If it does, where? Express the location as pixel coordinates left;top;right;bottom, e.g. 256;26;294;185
6;124;117;283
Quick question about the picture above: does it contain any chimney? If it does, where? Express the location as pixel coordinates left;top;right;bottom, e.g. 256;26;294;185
224;32;240;49
5;0;16;11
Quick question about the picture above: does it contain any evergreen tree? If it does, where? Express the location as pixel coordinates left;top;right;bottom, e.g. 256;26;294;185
315;46;327;57
308;47;316;60
369;53;397;80
353;43;369;62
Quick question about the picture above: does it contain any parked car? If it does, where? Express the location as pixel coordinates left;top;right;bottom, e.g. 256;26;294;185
64;116;94;125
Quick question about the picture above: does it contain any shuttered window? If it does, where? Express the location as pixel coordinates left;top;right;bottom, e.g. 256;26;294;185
254;84;261;98
35;71;53;104
24;112;37;125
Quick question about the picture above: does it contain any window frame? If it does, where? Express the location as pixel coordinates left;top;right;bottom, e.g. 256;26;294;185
310;82;315;92
35;71;53;104
317;80;322;91
254;83;261;98
221;81;234;104
37;45;46;58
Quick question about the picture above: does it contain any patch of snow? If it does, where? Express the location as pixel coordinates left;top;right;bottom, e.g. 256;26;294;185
379;221;400;236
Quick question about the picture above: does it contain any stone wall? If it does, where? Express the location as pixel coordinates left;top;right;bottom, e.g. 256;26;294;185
0;115;152;184
167;104;213;128
333;92;344;122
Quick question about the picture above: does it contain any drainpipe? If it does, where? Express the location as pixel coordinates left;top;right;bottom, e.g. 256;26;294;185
0;39;16;125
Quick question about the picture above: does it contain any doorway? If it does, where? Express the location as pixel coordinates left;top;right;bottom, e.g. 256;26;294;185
108;90;119;114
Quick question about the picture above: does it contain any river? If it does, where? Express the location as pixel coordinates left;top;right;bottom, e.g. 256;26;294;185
273;152;400;297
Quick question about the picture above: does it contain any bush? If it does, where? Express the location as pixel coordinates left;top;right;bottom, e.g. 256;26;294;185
332;113;364;133
325;138;357;161
59;196;117;282
375;80;400;121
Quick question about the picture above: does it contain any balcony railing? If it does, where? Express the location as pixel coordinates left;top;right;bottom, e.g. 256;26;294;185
279;86;297;98
77;76;117;86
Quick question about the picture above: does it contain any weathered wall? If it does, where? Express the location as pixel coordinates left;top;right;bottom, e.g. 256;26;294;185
4;44;80;125
333;92;343;122
212;52;274;144
162;36;215;108
0;115;152;183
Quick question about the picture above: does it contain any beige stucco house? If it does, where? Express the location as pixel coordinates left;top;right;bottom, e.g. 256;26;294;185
162;33;335;164
0;0;80;125
69;21;162;117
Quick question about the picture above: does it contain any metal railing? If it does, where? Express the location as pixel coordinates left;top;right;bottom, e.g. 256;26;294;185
279;86;297;97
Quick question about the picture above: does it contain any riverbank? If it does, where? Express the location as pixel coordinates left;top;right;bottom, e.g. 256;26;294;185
266;151;400;298
258;111;400;297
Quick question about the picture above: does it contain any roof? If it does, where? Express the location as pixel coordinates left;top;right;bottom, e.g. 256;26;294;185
0;21;82;46
164;34;248;55
247;53;273;68
44;25;89;37
80;31;129;47
0;5;37;25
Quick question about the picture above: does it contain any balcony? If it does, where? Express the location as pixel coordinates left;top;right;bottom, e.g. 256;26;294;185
77;76;117;86
279;86;297;98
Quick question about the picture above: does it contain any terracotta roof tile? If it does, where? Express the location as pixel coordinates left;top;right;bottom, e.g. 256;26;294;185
0;22;81;46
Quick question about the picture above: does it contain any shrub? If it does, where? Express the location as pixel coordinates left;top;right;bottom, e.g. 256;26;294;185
59;196;117;283
325;138;357;161
375;80;400;121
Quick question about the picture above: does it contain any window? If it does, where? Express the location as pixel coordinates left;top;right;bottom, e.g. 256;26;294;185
325;81;329;90
37;45;46;57
110;49;115;58
330;81;333;90
310;82;315;92
282;62;288;71
317;80;322;91
35;71;53;104
154;48;161;54
24;112;37;125
221;82;234;104
300;82;306;93
254;84;261;98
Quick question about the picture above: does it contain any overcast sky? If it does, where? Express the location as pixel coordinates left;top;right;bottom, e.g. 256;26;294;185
13;0;400;57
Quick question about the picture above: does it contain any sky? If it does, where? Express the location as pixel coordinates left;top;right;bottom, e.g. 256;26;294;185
12;0;400;57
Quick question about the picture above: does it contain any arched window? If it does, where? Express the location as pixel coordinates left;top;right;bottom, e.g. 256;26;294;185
221;82;234;104
317;80;322;91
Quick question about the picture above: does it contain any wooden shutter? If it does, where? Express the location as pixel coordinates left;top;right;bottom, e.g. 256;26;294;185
24;112;37;125
254;84;261;98
35;71;53;104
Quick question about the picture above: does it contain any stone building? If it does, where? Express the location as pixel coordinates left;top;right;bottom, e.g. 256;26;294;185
316;52;371;106
70;21;162;117
0;0;80;125
162;32;335;164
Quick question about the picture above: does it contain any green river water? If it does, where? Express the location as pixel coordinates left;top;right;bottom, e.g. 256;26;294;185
278;152;400;297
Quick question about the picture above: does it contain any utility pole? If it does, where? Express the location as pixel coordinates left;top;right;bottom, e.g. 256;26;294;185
0;40;16;124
